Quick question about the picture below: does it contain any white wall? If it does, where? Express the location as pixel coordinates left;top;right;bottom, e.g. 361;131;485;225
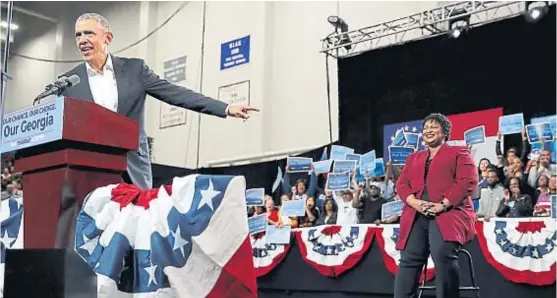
3;4;59;113
4;1;443;169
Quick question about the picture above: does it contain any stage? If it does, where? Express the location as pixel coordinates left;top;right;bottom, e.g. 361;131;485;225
256;227;555;298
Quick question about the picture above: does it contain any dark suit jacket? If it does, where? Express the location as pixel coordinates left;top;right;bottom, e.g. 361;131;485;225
60;55;228;189
396;143;478;250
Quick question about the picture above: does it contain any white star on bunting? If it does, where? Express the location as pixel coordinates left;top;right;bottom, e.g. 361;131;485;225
171;226;189;257
144;264;158;286
412;127;418;132
532;248;539;258
198;179;220;211
79;234;99;255
0;231;16;248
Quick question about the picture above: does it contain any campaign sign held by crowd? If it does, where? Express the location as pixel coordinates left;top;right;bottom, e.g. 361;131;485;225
326;172;351;191
1;97;64;153
389;146;415;165
526;123;553;144
464;125;486;145
532;115;556;136
499;113;524;135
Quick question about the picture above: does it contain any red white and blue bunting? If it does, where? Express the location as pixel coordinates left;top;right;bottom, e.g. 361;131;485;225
476;219;556;286
251;219;556;286
376;225;435;282
251;233;290;277
295;225;374;277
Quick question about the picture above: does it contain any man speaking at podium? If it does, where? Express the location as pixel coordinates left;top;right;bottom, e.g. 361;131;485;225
57;13;258;190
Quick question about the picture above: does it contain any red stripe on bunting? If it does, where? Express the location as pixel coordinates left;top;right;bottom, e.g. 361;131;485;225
207;236;258;298
475;221;556;286
252;232;291;277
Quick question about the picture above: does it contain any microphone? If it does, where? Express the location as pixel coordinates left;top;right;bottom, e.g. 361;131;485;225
33;74;80;105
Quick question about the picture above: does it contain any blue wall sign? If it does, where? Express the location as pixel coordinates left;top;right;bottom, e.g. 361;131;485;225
220;35;250;70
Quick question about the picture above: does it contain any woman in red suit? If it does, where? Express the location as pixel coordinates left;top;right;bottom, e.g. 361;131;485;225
394;113;478;298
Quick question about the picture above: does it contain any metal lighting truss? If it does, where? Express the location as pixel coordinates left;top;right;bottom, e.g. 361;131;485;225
321;1;551;59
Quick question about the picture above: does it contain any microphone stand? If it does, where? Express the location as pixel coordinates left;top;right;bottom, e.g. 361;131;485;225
0;1;15;155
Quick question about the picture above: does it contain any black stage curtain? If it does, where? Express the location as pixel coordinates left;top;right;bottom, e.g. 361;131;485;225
257;237;555;298
338;8;556;157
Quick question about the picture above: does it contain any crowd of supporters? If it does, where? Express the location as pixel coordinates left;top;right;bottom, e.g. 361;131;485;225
248;128;556;227
1;156;23;199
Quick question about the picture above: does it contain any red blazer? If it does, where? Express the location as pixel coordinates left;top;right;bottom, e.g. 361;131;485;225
395;143;478;250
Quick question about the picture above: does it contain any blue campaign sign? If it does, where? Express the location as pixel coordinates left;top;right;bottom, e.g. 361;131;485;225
220;35;250;70
345;153;361;166
389;146;415;166
333;160;357;173
532;115;556;136
360;150;376;172
526;123;553;144
245;188;265;206
281;198;306;217
330;145;354;161
287;157;313;173
312;160;332;174
381;200;404;221
464;125;486;145
248;214;267;235
499;113;524;135
372;158;386;177
326;172;351;191
1;97;65;153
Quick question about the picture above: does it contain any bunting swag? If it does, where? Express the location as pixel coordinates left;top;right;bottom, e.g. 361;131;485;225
255;220;555;286
251;233;291;277
375;226;435;282
295;225;374;277
476;219;556;286
3;191;556;292
75;175;257;298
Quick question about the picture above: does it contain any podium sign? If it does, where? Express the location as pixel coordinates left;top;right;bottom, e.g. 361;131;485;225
1;97;64;153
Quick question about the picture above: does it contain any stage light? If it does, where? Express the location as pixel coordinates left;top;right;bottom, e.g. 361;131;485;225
447;8;470;39
524;1;549;23
327;16;352;50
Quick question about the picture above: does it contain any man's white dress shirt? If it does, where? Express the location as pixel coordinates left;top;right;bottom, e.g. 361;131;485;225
85;55;119;112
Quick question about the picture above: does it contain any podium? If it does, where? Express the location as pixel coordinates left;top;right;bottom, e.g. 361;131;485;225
2;96;138;249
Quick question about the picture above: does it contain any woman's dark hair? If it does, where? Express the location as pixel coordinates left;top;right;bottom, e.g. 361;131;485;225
536;174;549;188
421;113;452;141
477;158;491;177
505;177;523;193
322;198;337;213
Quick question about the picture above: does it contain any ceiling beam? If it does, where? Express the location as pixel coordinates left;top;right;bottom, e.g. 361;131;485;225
1;2;58;23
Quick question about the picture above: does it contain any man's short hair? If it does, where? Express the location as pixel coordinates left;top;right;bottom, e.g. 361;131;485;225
421;113;452;141
75;13;110;31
